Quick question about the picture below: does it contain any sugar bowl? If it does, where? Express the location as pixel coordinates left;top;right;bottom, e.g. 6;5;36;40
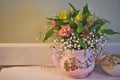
101;54;120;76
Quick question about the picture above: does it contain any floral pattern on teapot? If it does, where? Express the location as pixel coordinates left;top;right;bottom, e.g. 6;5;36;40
64;56;93;71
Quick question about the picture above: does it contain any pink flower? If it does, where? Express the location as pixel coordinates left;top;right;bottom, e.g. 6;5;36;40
58;25;71;37
81;30;90;37
49;21;57;29
89;20;94;26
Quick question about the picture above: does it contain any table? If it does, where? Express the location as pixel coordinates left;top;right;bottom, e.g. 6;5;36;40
0;64;120;80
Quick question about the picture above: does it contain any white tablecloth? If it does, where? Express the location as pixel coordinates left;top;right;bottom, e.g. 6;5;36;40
0;64;120;80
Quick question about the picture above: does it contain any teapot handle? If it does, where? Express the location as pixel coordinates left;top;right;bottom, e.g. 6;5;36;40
50;46;59;58
50;46;60;65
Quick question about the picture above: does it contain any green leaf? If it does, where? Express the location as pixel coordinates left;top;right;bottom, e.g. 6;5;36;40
47;18;65;21
43;27;58;42
89;19;109;32
47;18;68;25
71;10;79;18
82;14;89;25
67;16;73;26
68;3;77;12
68;3;80;18
76;23;85;34
100;29;120;35
81;4;91;25
67;14;76;29
100;24;108;31
79;38;85;49
98;24;108;33
82;4;90;16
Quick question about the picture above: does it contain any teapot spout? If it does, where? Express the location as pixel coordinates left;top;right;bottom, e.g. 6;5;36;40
50;46;60;67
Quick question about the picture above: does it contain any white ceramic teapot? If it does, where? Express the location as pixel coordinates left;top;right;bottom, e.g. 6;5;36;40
50;46;95;78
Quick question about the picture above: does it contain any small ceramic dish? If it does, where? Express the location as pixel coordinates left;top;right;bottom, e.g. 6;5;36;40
100;54;120;76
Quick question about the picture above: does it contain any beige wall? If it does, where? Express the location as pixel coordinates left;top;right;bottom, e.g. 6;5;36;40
0;0;49;43
0;0;120;43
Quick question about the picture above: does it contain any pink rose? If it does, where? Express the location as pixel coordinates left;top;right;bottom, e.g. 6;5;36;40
58;25;71;37
49;21;57;29
81;30;90;37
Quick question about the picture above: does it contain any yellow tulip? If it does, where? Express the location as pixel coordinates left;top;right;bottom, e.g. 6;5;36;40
59;11;67;19
74;13;83;23
76;13;83;21
87;16;92;22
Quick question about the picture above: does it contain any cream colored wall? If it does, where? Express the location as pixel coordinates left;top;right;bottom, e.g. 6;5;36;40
0;0;47;43
0;0;120;43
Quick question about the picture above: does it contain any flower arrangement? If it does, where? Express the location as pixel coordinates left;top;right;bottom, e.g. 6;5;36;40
43;3;119;51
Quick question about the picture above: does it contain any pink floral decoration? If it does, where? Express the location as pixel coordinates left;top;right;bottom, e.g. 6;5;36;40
49;21;57;29
58;25;71;37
